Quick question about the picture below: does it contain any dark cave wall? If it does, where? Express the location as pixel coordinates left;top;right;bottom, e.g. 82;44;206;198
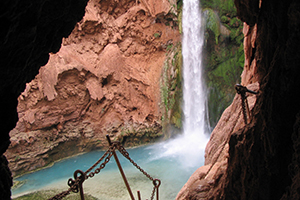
0;0;88;199
224;0;300;199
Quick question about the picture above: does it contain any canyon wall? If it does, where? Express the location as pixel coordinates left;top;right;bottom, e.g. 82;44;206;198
3;0;300;199
5;0;180;177
177;0;300;199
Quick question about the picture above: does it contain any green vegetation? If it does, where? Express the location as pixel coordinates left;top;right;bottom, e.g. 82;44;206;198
177;1;183;34
201;0;237;17
153;32;161;38
160;42;183;133
201;0;244;127
164;0;243;128
13;190;97;200
203;8;220;44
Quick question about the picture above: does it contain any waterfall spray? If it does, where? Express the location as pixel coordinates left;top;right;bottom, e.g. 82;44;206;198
150;0;209;168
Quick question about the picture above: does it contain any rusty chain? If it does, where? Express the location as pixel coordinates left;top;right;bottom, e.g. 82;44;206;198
117;143;155;181
48;146;114;200
85;146;115;179
241;92;248;124
116;142;160;200
48;136;160;200
235;84;258;125
48;190;71;200
149;179;161;200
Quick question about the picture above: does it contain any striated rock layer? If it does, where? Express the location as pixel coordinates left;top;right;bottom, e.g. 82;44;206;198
177;0;300;199
5;0;180;177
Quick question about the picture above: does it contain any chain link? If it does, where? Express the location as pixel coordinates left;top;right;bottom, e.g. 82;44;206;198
150;185;156;200
235;84;258;125
48;138;160;200
116;142;154;181
116;142;160;200
86;146;115;179
84;147;111;175
48;147;114;200
241;93;248;124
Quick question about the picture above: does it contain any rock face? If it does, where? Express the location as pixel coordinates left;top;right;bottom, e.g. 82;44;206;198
177;0;300;199
5;0;180;176
3;0;300;199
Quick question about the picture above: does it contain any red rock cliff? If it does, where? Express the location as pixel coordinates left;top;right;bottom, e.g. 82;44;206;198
5;0;180;177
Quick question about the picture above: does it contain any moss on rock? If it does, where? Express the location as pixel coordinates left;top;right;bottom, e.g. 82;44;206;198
204;8;221;44
202;0;244;127
160;42;183;135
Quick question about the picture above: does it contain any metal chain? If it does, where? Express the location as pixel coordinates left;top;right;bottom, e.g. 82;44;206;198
235;84;258;125
241;92;248;124
116;142;161;200
85;146;115;179
84;147;111;175
48;147;114;200
149;179;161;200
116;142;154;181
48;138;160;200
150;185;156;200
48;180;78;200
48;190;70;200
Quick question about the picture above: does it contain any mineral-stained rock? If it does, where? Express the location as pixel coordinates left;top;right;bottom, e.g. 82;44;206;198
5;0;180;177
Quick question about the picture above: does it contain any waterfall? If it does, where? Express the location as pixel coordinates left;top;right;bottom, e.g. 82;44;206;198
182;0;206;136
11;1;210;199
149;0;209;168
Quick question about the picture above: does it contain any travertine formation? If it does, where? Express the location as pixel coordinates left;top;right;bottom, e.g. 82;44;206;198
5;0;180;176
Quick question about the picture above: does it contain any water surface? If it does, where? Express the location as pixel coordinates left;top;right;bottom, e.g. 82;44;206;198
12;137;208;200
12;0;209;199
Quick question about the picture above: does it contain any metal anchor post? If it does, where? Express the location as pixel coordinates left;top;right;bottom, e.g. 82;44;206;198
137;191;141;200
67;170;86;200
106;135;135;200
153;179;161;200
76;170;86;200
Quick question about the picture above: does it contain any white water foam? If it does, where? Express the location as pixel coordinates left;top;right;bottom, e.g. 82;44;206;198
149;0;209;169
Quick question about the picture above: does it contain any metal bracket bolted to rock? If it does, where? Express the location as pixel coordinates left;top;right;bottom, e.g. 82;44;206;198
235;84;258;125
